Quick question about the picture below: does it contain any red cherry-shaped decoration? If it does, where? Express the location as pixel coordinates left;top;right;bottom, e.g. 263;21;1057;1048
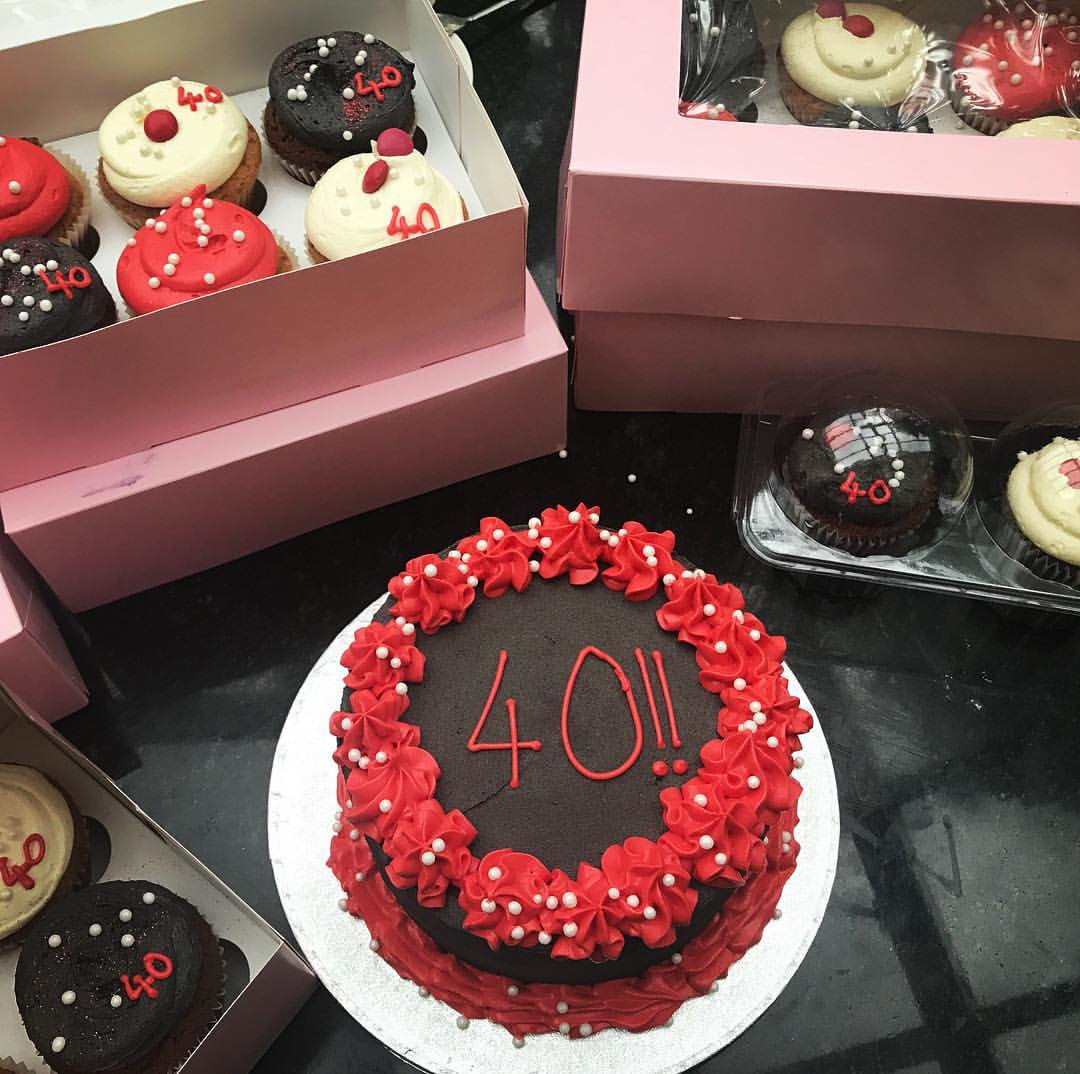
362;159;389;194
651;760;670;778
816;0;846;19
842;14;875;37
375;127;415;157
143;109;179;143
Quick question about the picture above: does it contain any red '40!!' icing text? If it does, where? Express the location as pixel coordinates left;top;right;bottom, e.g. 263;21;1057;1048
0;833;45;890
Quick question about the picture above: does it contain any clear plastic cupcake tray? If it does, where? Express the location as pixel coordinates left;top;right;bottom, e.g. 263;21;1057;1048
680;0;1080;136
734;380;1080;615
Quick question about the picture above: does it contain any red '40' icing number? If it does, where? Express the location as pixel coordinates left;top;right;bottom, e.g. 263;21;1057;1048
36;265;92;301
177;85;224;111
387;203;441;242
354;65;403;102
838;470;892;506
121;951;174;1001
0;833;45;890
468;646;683;785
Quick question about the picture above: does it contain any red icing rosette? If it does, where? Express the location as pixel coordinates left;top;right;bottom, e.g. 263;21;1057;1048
536;504;605;585
459;851;551;949
385;800;477;908
117;183;279;314
717;674;813;752
456;517;538;598
601;521;677;601
658;777;765;886
656;569;744;644
541;864;626;961
600;837;696;948
952;5;1080;125
344;734;440;838
332;692;415;769
698;733;802;826
388;553;477;634
694;608;786;692
0;137;69;242
341;620;425;696
328;827;376;893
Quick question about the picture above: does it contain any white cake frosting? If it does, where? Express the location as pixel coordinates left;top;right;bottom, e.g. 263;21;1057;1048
98;78;248;207
997;116;1080;141
781;4;928;108
305;142;465;261
1008;436;1080;568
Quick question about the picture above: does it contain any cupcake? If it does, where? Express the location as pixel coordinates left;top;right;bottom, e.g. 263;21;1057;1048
305;128;466;263
98;78;261;228
1002;435;1080;585
1;239;117;357
0;136;91;251
952;4;1080;134
117;184;292;315
779;2;933;131
997;115;1080;138
775;404;954;556
265;31;417;184
15;881;224;1074
0;764;87;947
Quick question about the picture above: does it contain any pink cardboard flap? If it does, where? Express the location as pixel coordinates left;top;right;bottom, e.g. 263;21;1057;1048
561;0;1080;343
2;275;567;611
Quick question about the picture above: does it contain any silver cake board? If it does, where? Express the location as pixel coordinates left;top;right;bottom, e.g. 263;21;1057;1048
269;597;841;1074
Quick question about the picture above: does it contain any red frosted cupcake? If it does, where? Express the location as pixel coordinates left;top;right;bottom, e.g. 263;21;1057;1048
117;184;293;315
0;136;91;251
952;2;1080;133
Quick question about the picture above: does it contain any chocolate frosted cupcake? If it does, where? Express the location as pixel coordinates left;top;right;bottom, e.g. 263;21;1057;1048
775;404;957;556
15;881;223;1074
265;31;417;184
1;239;116;357
1001;435;1080;587
0;765;88;948
779;2;934;131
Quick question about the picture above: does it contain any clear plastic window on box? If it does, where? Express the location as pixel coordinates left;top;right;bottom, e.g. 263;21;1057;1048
680;0;1080;136
733;376;1080;615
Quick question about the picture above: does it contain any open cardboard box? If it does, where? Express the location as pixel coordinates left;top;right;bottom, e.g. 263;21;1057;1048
0;0;527;491
0;692;317;1072
559;0;1080;417
0;537;87;724
1;274;568;612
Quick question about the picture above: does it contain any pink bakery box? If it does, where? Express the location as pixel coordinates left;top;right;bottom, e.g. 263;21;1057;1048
0;689;318;1073
0;535;87;723
0;0;527;492
0;274;567;612
558;0;1080;418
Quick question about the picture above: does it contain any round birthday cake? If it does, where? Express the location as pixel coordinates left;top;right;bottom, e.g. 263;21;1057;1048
327;505;813;1044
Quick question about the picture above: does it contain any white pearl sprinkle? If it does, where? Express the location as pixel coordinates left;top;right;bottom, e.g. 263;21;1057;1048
559;1022;571;1035
488;866;503;881
395;682;409;696
754;712;767;725
369;939;381;951
341;718;353;731
17;311;28;321
390;656;402;669
121;933;135;948
111;995;122;1008
343;130;354;141
119;909;133;923
834;462;846;474
748;775;761;789
364;33;376;43
556;1001;569;1014
148;277;161;289
662;873;676;887
52;1037;66;1053
533;893;543;904
203;272;216;285
154;221;167;233
699;834;715;850
539;536;553;549
546;895;559;910
432;837;446;853
643;906;657;920
48;934;62;948
379;798;392;813
734;677;747;691
608;887;620;900
513;1038;525;1048
510;925;525;940
481;898;496;913
508;900;522;915
89;923;102;937
562;891;578;909
538;931;552;944
626;894;640;908
508;985;520;997
627;473;637;483
794;755;805;768
62;990;76;1005
421;850;436;866
714;851;728;865
8;180;21;194
563;921;578;937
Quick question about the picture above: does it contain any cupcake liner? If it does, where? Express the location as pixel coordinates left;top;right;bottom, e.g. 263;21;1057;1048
42;147;92;254
163;937;227;1074
275;234;298;274
949;84;1008;134
993;500;1080;589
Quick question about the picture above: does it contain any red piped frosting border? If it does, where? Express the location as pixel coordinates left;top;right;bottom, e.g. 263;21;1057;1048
328;504;812;1041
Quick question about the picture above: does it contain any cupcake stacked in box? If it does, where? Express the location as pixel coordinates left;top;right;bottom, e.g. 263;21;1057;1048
1;30;477;355
680;0;1080;136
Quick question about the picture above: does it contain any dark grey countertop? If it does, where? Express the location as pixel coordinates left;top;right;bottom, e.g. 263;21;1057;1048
57;2;1080;1071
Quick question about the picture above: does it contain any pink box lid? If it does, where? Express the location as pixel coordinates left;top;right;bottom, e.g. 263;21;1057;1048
561;0;1080;343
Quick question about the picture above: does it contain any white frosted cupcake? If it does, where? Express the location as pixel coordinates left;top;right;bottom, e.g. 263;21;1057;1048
305;127;466;262
997;117;1080;141
778;2;930;129
1005;436;1080;586
97;77;261;228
